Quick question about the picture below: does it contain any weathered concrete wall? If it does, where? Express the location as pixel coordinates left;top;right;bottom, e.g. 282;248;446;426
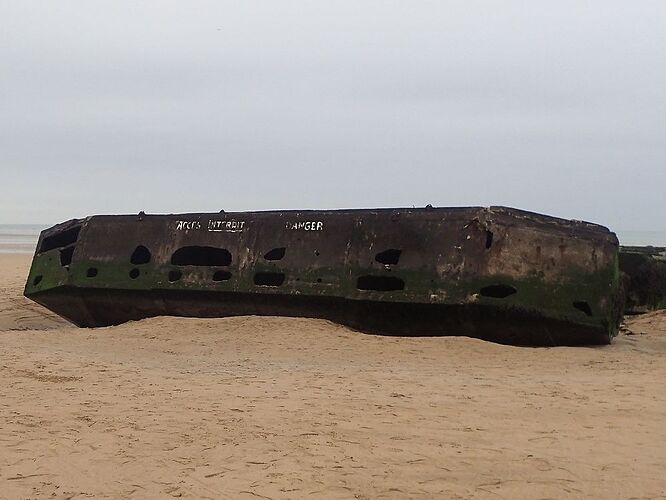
620;246;666;313
24;206;622;345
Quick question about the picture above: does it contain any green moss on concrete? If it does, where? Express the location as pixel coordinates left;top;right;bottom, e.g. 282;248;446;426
26;247;622;340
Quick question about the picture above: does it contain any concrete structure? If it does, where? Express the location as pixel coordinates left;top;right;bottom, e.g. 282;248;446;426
24;206;623;345
620;246;666;313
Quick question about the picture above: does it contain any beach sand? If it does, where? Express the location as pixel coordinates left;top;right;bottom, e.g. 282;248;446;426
1;253;666;499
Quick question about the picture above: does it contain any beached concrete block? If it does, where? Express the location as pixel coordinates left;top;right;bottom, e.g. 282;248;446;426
620;246;666;313
24;206;623;345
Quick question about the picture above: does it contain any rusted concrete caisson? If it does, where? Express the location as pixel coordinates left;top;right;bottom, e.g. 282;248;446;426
24;206;623;345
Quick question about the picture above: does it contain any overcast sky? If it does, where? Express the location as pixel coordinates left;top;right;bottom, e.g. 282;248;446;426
1;1;664;229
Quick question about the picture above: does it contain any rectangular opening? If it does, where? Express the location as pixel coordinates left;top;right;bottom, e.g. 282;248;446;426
254;272;285;287
356;275;405;291
39;226;81;253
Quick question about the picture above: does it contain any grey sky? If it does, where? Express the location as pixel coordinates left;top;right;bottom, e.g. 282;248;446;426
1;1;664;229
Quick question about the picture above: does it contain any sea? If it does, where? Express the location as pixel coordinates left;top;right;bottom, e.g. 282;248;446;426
0;224;50;254
0;224;664;254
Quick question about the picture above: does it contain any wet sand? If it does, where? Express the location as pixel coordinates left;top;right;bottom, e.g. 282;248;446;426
1;253;666;499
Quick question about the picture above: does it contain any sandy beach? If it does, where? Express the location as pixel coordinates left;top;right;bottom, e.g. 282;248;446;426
1;253;666;499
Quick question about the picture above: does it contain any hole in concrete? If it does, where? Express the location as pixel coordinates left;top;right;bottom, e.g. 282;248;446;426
39;226;81;253
485;230;494;249
60;246;75;267
131;245;151;265
573;301;593;316
356;275;405;291
33;275;43;286
375;249;401;265
213;270;232;282
479;284;517;298
129;268;140;279
264;247;286;261
254;272;285;287
168;270;182;282
87;267;98;278
171;246;231;266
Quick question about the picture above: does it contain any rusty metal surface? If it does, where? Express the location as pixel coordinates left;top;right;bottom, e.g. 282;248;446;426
23;206;622;345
